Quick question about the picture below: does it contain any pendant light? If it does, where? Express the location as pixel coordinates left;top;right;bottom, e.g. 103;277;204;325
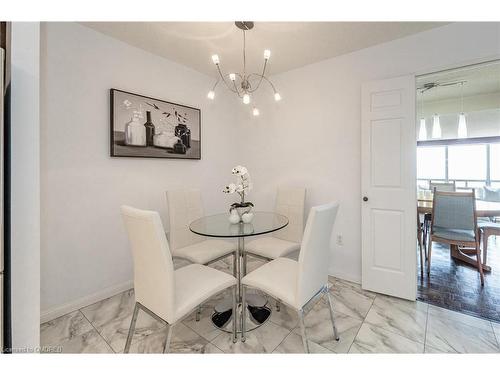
418;90;427;140
457;82;467;138
432;113;442;139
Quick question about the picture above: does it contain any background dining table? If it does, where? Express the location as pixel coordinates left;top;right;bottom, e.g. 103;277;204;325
417;190;500;272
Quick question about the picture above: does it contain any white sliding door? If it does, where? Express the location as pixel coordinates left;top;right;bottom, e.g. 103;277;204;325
361;75;417;300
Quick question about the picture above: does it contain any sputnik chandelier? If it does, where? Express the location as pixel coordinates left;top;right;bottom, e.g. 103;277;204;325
207;21;281;116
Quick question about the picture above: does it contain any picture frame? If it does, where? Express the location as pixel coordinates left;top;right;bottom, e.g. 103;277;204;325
110;88;201;159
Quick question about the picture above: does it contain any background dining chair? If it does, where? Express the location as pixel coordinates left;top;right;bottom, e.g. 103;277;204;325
121;206;237;353
167;189;237;321
245;187;306;262
428;191;484;285
429;181;456;192
167;189;236;266
423;182;456;253
478;222;500;266
241;202;340;353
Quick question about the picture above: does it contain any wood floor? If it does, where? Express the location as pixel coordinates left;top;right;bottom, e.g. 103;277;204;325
418;237;500;322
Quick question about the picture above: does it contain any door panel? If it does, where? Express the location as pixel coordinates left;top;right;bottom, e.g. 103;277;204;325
361;75;416;301
371;119;402;187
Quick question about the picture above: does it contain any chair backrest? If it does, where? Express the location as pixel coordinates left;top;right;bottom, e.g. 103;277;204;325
430;181;456;192
121;206;175;323
296;202;339;308
166;189;204;250
431;191;476;232
273;187;306;243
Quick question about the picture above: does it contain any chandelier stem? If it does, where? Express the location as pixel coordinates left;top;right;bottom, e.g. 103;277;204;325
243;30;246;81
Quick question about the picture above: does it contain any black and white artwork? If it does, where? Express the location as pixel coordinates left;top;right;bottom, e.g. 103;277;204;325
110;89;201;159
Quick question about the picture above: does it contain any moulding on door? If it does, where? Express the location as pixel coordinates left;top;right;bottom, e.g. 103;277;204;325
40;280;133;324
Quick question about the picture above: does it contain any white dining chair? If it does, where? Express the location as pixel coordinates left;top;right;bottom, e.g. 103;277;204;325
167;189;236;266
245;187;306;261
121;206;237;353
241;202;340;353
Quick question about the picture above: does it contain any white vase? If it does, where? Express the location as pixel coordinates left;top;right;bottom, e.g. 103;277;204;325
228;209;240;224
241;212;254;223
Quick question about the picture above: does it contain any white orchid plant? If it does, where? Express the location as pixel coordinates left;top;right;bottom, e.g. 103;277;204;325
223;165;254;208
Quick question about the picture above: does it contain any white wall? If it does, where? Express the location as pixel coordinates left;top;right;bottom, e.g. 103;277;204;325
40;23;238;320
239;22;500;283
40;22;500;320
11;22;41;349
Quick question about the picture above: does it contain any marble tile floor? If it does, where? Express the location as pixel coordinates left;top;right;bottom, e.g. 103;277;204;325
41;257;500;354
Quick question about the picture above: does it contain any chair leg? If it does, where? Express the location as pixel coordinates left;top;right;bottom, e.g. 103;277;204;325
298;309;310;353
162;324;173;353
427;240;432;276
325;290;340;341
241;285;247;342
476;240;485;286
482;231;488;265
196;305;201;322
276;300;281;312
417;229;424;278
124;303;140;353
232;285;237;343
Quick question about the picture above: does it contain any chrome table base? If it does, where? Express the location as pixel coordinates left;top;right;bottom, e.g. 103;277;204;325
211;300;272;333
211;237;272;333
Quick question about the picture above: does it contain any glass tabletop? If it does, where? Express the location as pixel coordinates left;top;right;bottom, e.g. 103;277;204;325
189;211;289;238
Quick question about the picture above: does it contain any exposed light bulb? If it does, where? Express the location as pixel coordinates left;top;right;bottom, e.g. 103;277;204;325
253;107;260;116
211;54;220;65
264;49;271;60
432;114;441;139
418;118;427;141
274;92;281;101
243;94;250;104
458;113;467;138
207;90;215;100
229;73;236;81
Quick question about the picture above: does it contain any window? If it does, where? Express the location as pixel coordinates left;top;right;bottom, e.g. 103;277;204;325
491;143;500;182
448;144;487;181
417;146;446;180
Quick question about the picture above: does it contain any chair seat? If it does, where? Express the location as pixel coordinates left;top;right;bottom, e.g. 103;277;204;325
174;264;236;322
433;226;476;242
478;221;500;230
242;257;299;309
245;237;300;259
172;239;235;264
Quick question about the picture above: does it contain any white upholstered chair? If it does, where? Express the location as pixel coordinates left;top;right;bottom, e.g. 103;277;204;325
241;202;340;353
245;187;306;260
166;189;236;265
121;206;237;353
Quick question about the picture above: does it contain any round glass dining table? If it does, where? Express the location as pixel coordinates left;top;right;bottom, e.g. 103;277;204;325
189;211;289;331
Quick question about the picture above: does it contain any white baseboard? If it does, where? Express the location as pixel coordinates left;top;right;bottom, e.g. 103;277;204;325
40;280;133;324
328;268;362;285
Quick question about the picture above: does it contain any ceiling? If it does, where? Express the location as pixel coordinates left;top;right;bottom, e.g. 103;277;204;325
81;22;448;77
417;61;500;102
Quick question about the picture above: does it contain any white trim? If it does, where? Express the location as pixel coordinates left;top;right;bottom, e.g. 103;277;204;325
40;280;133;323
328;268;361;285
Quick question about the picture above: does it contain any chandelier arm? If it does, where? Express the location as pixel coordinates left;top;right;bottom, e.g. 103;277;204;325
247;73;278;94
246;60;268;93
232;80;243;98
211;79;220;91
216;64;238;94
